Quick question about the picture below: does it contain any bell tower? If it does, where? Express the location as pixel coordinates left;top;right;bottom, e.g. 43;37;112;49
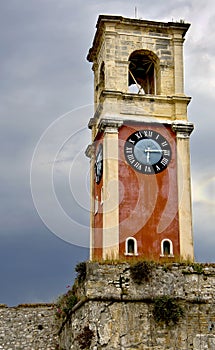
86;15;194;261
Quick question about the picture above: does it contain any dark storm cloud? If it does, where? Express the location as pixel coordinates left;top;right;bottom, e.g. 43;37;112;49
0;0;93;118
0;226;88;306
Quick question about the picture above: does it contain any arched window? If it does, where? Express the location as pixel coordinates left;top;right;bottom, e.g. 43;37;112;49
160;239;174;257
125;237;138;256
128;50;159;95
128;239;135;254
163;241;170;255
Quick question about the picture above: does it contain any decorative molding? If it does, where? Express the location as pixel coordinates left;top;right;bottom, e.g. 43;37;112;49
98;118;123;133
172;37;185;45
88;103;103;129
88;118;96;129
171;122;194;138
85;144;95;158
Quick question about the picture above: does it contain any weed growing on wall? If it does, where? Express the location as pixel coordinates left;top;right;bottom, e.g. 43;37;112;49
75;261;87;283
55;262;87;323
152;295;184;326
191;263;204;274
130;261;155;283
76;325;94;349
55;287;78;321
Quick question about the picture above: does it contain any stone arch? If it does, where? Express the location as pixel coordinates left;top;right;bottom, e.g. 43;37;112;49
128;50;160;94
95;61;105;101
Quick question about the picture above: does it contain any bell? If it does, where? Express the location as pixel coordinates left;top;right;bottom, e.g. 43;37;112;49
135;66;145;74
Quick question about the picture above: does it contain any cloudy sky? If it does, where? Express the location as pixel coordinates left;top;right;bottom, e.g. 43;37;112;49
1;0;214;306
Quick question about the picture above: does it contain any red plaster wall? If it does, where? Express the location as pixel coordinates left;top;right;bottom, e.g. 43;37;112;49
118;123;179;260
92;139;103;260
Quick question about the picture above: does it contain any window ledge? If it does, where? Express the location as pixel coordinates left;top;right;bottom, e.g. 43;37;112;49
160;254;174;258
124;253;139;256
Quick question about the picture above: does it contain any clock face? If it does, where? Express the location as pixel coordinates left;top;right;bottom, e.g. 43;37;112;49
94;143;103;183
124;129;172;174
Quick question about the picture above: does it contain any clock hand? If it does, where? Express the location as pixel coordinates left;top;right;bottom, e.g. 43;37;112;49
146;149;163;153
146;150;150;163
143;147;150;163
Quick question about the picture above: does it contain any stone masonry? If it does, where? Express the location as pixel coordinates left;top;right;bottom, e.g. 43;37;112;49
59;262;215;349
0;304;57;349
0;263;215;349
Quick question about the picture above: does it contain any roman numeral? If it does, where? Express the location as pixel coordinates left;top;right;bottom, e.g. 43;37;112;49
125;147;133;154
160;157;169;166
145;165;152;173
135;131;143;139
127;154;135;164
134;162;142;171
128;138;135;144
163;150;170;156
143;130;153;137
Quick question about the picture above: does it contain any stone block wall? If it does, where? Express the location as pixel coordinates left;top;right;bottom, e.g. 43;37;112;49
58;262;215;350
88;16;189;105
0;304;57;349
1;263;215;349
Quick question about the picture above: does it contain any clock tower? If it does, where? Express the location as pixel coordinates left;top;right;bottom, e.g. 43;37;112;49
86;15;194;261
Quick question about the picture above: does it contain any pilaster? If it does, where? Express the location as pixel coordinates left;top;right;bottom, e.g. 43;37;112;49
173;37;185;95
85;144;95;260
98;119;123;260
172;122;194;261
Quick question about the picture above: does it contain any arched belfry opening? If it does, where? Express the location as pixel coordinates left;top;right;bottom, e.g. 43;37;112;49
128;50;159;95
95;62;105;102
99;62;105;91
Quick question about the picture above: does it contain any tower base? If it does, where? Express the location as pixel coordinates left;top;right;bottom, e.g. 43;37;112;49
58;262;215;349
